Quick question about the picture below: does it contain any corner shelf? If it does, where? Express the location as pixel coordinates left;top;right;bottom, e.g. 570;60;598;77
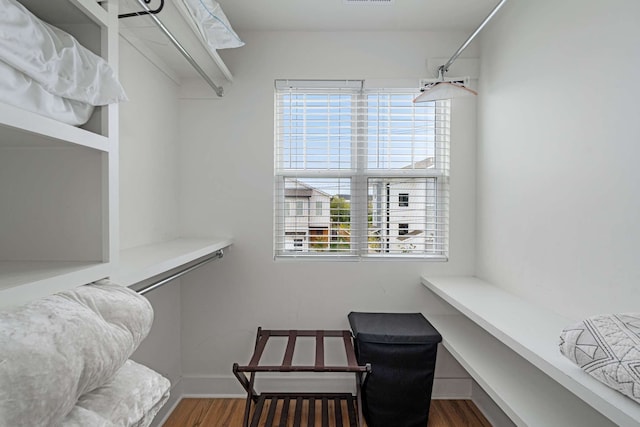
113;237;233;287
422;276;640;427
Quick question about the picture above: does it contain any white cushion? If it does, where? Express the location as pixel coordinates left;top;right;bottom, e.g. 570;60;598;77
559;313;640;403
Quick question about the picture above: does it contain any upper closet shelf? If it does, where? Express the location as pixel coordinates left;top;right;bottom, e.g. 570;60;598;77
113;237;233;287
20;0;108;28
119;0;235;94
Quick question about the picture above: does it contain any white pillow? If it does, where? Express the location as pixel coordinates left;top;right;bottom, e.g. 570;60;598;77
0;59;94;125
0;0;127;105
182;0;245;50
559;313;640;403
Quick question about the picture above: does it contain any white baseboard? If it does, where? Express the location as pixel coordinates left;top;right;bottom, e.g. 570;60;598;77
471;381;515;427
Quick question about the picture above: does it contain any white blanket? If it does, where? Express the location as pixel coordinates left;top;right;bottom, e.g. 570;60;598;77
0;282;154;427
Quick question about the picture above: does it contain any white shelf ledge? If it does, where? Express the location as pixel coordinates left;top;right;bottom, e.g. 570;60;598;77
0;261;110;309
422;276;640;427
0;103;109;151
114;237;233;287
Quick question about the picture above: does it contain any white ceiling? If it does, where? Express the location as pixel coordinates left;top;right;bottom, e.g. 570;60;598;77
215;0;500;32
118;0;501;82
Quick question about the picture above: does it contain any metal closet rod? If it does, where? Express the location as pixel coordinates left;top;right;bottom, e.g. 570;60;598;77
440;0;508;75
137;249;224;295
132;0;225;97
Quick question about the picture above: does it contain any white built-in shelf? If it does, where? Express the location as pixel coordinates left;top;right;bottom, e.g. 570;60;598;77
429;314;614;426
119;0;233;88
67;0;109;26
0;0;117;310
0;103;109;151
114;237;233;287
0;261;110;309
422;276;640;427
19;0;108;28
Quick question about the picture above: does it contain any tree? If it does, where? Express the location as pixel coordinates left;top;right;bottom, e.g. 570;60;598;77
330;196;350;224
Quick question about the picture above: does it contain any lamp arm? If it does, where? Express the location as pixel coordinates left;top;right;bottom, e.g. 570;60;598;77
441;0;508;74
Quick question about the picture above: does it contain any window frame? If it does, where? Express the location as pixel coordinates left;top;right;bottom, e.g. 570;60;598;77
274;80;450;260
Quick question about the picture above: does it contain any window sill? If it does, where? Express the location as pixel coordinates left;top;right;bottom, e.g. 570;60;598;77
274;254;448;262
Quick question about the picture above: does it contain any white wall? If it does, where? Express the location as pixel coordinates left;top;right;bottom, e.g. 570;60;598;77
177;31;477;394
119;37;180;251
118;36;184;423
477;0;640;319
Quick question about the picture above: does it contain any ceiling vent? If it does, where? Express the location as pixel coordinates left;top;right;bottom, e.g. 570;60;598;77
343;0;394;5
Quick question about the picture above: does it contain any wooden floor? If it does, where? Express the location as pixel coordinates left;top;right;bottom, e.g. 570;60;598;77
163;398;492;427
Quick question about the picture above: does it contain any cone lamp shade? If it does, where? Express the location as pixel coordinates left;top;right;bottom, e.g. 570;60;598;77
413;0;506;103
413;82;478;103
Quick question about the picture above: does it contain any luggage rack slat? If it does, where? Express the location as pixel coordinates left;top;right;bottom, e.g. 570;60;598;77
249;393;359;427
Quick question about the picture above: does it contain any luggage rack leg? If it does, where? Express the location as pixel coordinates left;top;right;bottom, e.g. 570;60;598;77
233;327;266;427
233;364;258;427
356;372;364;426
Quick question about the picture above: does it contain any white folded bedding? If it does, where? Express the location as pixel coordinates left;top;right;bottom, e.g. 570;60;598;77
61;360;171;427
0;0;127;106
182;0;244;50
0;281;154;427
559;313;640;404
0;59;94;125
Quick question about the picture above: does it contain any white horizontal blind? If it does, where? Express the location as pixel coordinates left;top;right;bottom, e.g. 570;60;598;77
274;80;450;259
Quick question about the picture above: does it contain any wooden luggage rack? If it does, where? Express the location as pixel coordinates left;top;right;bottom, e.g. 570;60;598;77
233;328;371;427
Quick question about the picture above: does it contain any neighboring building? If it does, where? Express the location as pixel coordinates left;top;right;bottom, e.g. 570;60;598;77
368;158;439;255
283;180;332;252
282;158;440;255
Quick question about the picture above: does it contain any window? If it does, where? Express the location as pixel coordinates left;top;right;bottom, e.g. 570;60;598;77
274;80;450;259
295;200;304;216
